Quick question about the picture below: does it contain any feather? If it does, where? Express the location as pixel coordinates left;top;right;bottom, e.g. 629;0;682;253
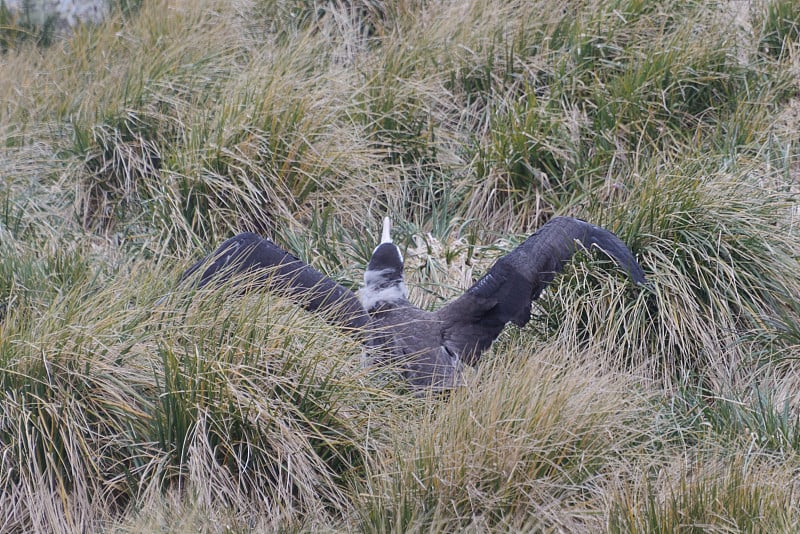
182;232;369;331
438;217;646;365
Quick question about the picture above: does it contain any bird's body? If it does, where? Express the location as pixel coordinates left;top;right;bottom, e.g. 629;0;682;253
363;297;465;390
182;216;646;390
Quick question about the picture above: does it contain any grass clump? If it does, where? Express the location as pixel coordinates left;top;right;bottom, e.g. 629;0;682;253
535;157;800;383
608;454;798;533
2;0;800;531
756;0;800;60
357;349;655;532
0;259;404;531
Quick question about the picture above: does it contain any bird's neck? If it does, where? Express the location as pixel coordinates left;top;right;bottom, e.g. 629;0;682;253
359;279;409;313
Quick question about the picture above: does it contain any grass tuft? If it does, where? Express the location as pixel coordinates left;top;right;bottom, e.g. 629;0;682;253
2;0;800;530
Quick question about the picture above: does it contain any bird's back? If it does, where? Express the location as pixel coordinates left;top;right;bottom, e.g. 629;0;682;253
366;302;463;390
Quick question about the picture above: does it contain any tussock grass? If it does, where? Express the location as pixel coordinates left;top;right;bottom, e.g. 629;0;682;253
608;453;799;532
538;157;800;384
2;0;800;530
356;347;657;532
0;259;406;531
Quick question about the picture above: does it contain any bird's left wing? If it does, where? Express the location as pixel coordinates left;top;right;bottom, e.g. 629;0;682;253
181;232;369;332
436;217;646;365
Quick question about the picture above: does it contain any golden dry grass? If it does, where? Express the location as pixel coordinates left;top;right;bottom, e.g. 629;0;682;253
1;0;800;531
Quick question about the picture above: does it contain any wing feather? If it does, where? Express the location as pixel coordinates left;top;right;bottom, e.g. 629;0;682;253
182;232;369;331
437;217;646;365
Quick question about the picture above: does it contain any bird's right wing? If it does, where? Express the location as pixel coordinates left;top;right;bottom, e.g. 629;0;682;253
181;232;370;332
437;217;646;365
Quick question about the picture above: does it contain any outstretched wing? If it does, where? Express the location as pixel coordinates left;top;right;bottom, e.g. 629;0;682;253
437;217;646;365
181;232;369;332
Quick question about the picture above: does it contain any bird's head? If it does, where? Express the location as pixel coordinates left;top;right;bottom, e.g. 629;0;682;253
360;217;408;311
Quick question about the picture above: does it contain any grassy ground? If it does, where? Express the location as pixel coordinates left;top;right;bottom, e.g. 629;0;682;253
2;0;800;531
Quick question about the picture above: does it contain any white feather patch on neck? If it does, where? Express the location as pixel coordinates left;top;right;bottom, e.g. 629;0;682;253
359;270;409;311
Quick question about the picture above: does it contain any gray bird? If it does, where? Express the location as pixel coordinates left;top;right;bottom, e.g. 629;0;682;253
181;216;646;390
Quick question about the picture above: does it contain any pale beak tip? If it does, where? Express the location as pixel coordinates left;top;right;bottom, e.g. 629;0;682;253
381;216;392;244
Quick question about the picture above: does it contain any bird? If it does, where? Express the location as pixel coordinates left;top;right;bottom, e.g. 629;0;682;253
181;216;647;391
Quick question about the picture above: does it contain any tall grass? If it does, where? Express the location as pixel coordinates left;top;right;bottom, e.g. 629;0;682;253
1;0;800;531
356;348;656;532
0;257;405;531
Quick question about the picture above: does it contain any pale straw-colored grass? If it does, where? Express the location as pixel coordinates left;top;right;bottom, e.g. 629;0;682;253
2;0;800;531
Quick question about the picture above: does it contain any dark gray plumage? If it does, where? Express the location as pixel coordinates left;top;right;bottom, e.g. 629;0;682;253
181;216;646;390
181;232;369;331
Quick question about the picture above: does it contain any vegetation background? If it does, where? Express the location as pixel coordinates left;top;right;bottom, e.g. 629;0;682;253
2;0;800;531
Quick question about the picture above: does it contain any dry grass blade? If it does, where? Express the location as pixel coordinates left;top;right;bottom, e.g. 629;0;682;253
1;0;800;531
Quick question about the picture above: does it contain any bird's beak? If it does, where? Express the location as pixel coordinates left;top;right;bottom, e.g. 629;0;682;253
381;216;392;244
